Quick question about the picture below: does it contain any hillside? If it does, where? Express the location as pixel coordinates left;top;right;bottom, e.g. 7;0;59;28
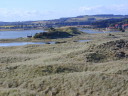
0;14;128;30
92;18;128;28
0;31;128;96
33;27;84;39
33;14;128;28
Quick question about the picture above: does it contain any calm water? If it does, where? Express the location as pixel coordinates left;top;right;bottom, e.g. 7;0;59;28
0;40;91;47
0;29;119;39
0;29;113;47
0;41;55;47
0;30;44;39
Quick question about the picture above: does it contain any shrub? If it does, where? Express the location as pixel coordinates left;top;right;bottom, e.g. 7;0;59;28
86;52;107;63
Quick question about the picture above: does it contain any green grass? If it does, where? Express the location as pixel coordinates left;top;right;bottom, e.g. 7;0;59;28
33;27;84;39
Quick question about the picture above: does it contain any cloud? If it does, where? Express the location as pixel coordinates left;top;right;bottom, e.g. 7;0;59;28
78;4;128;15
0;4;128;22
0;8;57;22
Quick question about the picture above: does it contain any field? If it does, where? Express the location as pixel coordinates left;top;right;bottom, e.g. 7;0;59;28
0;31;128;96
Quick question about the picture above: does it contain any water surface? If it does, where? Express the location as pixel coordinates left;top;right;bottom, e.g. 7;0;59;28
0;41;55;47
0;30;44;39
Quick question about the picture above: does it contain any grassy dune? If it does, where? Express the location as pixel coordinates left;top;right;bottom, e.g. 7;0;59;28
0;31;128;96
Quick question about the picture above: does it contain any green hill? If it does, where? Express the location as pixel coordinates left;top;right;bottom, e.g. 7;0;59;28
33;27;84;39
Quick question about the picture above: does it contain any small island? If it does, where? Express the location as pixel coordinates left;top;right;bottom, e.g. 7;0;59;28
33;27;84;39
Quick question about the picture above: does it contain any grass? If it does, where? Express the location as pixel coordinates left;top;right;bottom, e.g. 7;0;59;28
33;27;84;39
0;31;128;96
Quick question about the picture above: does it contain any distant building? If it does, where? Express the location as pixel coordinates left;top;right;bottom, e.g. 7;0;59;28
122;24;128;30
115;24;122;29
106;27;117;31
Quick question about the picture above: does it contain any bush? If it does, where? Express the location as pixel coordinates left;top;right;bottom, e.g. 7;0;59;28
86;52;107;63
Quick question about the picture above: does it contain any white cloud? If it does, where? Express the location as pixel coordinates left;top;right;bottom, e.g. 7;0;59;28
0;8;56;22
78;4;128;15
0;4;128;22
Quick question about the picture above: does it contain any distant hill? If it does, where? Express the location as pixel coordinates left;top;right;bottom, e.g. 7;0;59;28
92;18;128;28
0;14;128;29
32;14;128;28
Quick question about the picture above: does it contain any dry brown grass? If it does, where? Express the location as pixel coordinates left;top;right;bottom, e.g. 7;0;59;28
0;31;128;96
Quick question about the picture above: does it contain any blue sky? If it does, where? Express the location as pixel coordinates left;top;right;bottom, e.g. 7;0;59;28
0;0;128;22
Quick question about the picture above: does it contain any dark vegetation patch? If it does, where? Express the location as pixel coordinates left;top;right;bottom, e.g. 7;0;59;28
0;56;31;64
86;52;107;63
33;27;83;39
116;68;128;75
92;18;128;28
0;64;82;79
33;65;80;76
86;39;128;63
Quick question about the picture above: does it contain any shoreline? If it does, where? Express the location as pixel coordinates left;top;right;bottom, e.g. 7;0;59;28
0;28;125;44
0;28;44;31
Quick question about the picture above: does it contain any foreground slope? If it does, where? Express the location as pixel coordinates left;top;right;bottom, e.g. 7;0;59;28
0;31;128;96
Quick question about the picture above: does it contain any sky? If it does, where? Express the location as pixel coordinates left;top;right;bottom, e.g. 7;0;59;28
0;0;128;22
